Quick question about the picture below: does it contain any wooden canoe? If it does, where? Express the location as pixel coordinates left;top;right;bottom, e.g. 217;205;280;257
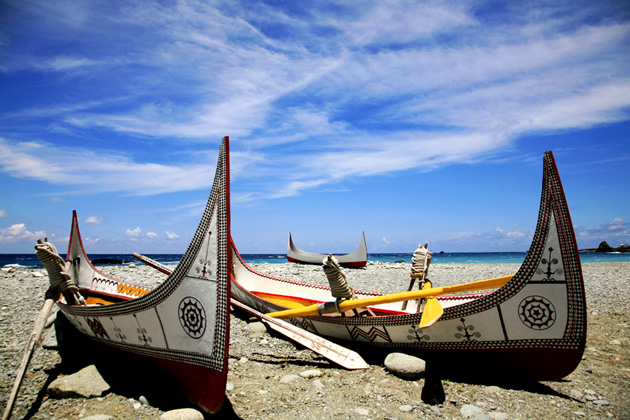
231;151;587;380
54;137;232;414
287;231;368;268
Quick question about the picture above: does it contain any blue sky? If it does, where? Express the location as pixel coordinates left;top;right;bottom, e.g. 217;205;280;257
1;0;629;255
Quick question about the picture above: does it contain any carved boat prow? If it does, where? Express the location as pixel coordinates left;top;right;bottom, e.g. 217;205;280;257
56;137;232;414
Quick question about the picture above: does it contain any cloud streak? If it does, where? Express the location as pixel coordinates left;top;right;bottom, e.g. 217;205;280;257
0;0;628;201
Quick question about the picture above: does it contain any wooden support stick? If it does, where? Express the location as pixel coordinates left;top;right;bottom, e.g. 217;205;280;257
2;292;56;420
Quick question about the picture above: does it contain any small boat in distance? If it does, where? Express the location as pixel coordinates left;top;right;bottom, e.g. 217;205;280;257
232;151;587;381
45;137;232;415
287;231;368;268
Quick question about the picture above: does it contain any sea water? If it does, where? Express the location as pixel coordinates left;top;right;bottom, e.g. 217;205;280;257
2;251;629;269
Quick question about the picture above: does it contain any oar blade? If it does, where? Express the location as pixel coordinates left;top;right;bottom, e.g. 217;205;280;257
418;297;443;329
232;299;369;370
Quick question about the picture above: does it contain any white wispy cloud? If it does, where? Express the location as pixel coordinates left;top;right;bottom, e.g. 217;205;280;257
124;227;142;239
0;138;217;195
576;218;630;244
0;1;628;201
0;223;46;244
166;231;180;240
84;216;103;226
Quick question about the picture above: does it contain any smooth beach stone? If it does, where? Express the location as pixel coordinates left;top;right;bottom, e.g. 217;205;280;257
279;374;300;383
247;321;267;333
42;327;59;349
159;408;205;420
484;385;501;394
47;365;110;398
299;369;322;378
383;352;426;378
570;389;583;399
592;399;610;405
81;415;113;420
460;404;484;418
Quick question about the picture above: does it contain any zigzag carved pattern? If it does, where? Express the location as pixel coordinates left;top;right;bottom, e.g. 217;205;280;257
349;325;392;343
290;318;318;334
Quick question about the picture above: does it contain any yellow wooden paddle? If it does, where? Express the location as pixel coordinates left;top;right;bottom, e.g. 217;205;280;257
417;280;443;329
267;274;513;319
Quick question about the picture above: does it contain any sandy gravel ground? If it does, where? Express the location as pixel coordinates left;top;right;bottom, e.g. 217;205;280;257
1;262;628;419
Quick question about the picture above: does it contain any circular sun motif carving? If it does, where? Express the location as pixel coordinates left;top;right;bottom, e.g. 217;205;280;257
519;295;556;330
179;296;206;338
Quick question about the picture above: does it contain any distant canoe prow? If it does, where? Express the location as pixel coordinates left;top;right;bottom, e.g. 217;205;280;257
287;232;368;268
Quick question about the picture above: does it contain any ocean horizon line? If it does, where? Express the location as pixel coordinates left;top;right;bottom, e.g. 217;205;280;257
2;251;630;269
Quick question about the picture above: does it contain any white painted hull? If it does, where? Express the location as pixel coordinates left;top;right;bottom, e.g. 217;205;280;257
232;151;586;380
56;137;232;414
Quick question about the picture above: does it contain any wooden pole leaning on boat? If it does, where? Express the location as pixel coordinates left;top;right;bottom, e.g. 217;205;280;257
267;274;514;319
131;252;369;370
3;239;85;420
2;293;55;420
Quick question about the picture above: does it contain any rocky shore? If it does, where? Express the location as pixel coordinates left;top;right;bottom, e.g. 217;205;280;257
1;262;629;419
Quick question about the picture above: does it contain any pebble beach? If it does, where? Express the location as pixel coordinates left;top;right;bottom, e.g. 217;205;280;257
1;261;629;419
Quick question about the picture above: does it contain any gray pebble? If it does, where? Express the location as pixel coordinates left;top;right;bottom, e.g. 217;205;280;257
399;404;413;412
384;352;426;379
47;365;110;398
159;408;205;420
280;374;300;383
461;404;484;418
248;321;267;333
354;407;369;416
570;389;583;399
299;369;322;378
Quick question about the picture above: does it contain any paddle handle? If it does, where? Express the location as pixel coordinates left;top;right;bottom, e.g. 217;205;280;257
2;297;55;420
268;275;513;319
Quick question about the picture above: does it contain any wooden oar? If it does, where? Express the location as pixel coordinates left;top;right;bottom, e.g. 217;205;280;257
231;299;368;370
2;291;56;420
132;252;172;274
267;275;514;319
132;253;369;370
418;280;443;329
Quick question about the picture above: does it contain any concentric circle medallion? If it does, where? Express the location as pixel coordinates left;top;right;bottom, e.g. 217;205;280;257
518;295;556;330
179;296;206;338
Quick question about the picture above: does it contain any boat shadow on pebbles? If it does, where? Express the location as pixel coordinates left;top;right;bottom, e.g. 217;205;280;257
49;313;243;419
336;344;574;405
